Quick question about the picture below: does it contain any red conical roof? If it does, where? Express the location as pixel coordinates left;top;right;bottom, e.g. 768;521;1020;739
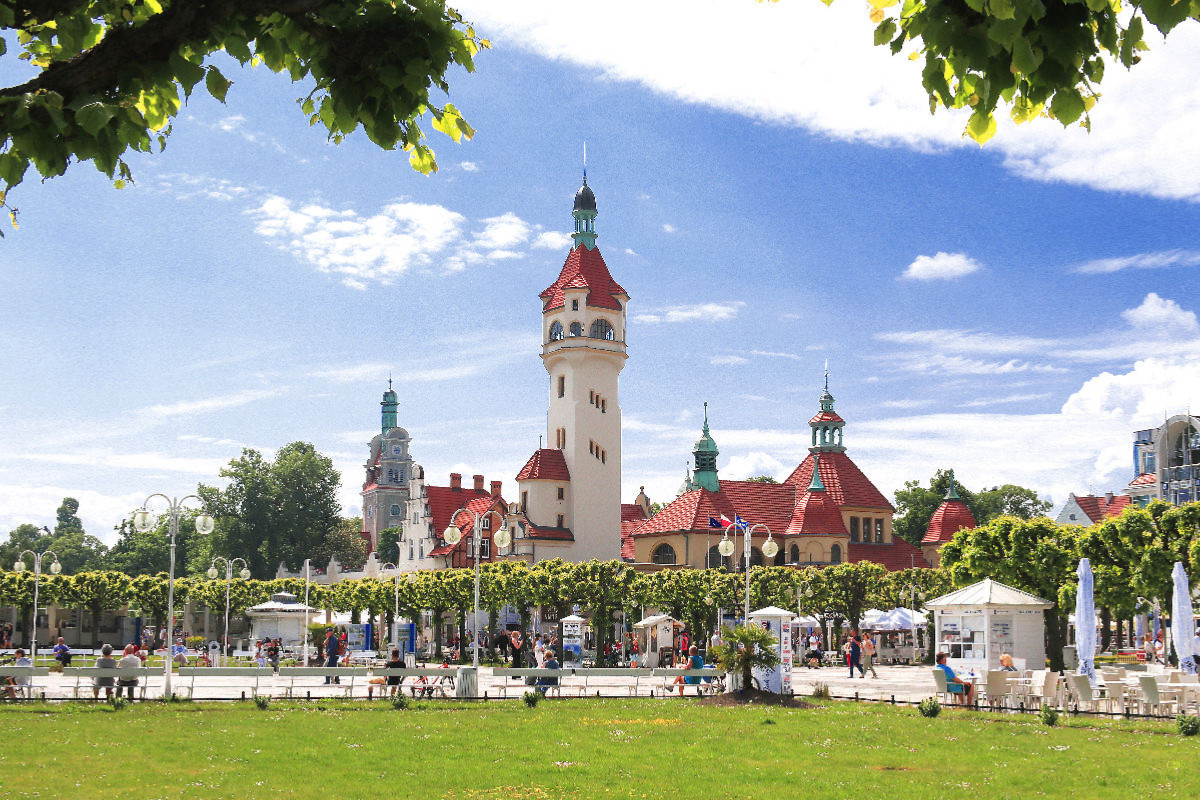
540;246;627;311
921;499;977;545
786;488;849;536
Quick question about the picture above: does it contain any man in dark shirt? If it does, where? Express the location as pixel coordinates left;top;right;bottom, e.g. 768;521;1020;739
385;647;404;698
323;629;340;684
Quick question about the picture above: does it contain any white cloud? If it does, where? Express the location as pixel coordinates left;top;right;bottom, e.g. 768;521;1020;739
710;355;749;366
624;248;638;256
749;349;805;362
662;223;677;234
1121;292;1199;334
1073;249;1200;274
901;354;1065;376
900;252;983;281
148;172;255;202
723;452;787;482
474;212;532;250
634;301;745;324
533;231;573;250
141;389;282;419
878;399;931;410
457;0;1200;201
958;392;1053;408
0;485;149;545
459;161;480;172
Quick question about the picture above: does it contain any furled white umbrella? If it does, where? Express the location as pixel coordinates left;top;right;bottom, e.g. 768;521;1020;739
1172;562;1197;675
1075;558;1097;686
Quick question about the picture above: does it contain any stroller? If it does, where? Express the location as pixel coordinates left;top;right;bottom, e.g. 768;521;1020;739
802;648;824;669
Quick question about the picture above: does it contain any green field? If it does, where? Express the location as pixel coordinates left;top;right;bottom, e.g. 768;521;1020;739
1;698;1196;798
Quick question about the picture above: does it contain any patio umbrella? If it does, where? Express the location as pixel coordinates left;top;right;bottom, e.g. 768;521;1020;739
1172;562;1197;675
1076;558;1097;686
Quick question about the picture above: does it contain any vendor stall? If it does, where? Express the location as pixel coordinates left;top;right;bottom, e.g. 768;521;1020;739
246;592;320;647
747;606;797;694
927;578;1051;672
633;614;677;668
560;614;587;664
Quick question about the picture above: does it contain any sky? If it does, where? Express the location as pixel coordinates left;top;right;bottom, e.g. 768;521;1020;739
3;0;1200;543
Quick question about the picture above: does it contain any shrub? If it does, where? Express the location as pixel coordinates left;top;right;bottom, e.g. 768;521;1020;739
254;695;271;710
186;636;205;650
1178;714;1200;736
109;695;127;711
522;691;541;708
392;693;410;710
711;625;780;692
1039;704;1059;727
810;682;831;700
917;697;941;718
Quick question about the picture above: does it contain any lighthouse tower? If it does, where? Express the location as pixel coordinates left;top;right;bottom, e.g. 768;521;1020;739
515;175;628;561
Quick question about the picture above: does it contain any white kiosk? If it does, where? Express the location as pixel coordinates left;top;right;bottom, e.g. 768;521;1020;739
561;614;587;664
634;614;677;668
927;578;1052;672
747;606;797;695
246;592;320;646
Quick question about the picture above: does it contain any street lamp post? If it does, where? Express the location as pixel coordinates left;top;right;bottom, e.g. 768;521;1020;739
302;559;312;667
378;561;401;654
717;522;775;621
133;494;214;698
905;584;924;664
13;548;61;664
443;508;512;669
207;557;250;665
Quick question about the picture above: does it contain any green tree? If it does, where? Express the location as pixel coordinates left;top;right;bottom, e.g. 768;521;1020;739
939;516;1078;671
528;559;575;656
892;469;1050;547
745;475;778;484
106;511;208;577
573;560;637;666
0;0;487;219
129;573;191;649
821;561;887;633
0;569;39;648
0;500;108;574
377;526;403;565
67;571;134;648
711;623;780;692
310;517;368;572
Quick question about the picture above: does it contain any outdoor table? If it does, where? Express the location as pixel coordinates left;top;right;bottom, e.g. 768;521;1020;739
1007;675;1036;705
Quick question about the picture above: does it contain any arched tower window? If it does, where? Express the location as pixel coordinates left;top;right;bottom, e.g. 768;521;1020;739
569;322;583;337
589;318;614;340
652;543;677;565
830;544;842;564
549;321;565;341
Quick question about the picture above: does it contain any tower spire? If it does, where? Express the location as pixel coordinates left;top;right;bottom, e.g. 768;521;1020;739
572;167;598;249
808;452;826;491
944;469;961;500
583;141;587;183
691;403;720;492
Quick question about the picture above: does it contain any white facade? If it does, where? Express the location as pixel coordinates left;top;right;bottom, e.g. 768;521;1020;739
928;578;1052;671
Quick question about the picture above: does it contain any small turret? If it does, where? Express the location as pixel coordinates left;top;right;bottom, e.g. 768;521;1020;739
691;402;720;492
381;377;398;434
571;174;598;250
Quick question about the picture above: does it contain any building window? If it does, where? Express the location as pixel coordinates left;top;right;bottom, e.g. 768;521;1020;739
589;389;595;403
789;544;799;564
569;322;582;337
412;513;419;523
390;504;402;517
409;541;414;560
556;514;565;528
571;299;579;311
601;450;606;464
480;539;491;559
850;517;859;542
557;376;565;398
482;517;491;530
602;399;606;413
549;321;565;341
830;544;842;563
875;519;884;543
557;487;564;500
522;491;528;510
652;543;677;565
419;541;424;559
589;318;614;340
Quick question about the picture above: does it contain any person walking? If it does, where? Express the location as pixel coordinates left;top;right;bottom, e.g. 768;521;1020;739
847;632;864;678
509;630;523;667
323;629;340;684
860;632;878;678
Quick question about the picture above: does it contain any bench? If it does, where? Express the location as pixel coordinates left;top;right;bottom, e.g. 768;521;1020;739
0;666;51;699
369;668;457;699
276;667;369;698
492;668;572;697
652;668;723;697
572;668;653;697
177;667;274;699
61;667;157;700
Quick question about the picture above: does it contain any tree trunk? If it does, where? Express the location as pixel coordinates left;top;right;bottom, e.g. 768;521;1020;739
1045;609;1066;672
21;605;34;650
593;608;608;666
456;609;466;661
91;607;102;649
1100;607;1112;652
487;609;498;660
433;609;444;659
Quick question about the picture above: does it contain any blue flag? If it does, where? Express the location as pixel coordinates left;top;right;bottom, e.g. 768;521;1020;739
708;517;723;528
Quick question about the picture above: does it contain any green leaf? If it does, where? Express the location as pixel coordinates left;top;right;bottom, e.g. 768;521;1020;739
170;52;206;98
75;102;117;136
1049;88;1085;124
989;0;1016;19
965;109;997;144
205;67;231;104
1119;15;1144;67
963;0;984;10
874;18;899;46
1011;37;1042;74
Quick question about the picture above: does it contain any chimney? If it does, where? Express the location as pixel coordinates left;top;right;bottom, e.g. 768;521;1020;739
450;472;462;491
490;480;502;498
1104;491;1114;504
473;474;485;493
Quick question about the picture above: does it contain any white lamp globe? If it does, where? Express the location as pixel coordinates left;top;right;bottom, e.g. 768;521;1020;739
13;560;25;573
762;539;779;559
443;525;462;545
133;509;155;532
207;567;219;579
239;568;251;580
493;528;512;549
718;538;735;557
195;513;215;535
49;560;62;575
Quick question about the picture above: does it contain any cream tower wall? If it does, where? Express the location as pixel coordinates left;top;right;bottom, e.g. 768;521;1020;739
540;294;626;561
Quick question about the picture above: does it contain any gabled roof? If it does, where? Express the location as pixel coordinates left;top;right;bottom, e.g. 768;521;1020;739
516;448;571;482
539;245;627;311
1128;472;1156;487
785;489;848;536
921;499;977;545
784;452;894;511
1071;493;1132;523
631;482;796;537
525;523;574;541
850;538;929;570
425;483;491;544
430;495;497;559
926;577;1051;609
620;504;647;560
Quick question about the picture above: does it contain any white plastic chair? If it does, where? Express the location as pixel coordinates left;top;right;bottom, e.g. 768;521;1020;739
1138;675;1179;716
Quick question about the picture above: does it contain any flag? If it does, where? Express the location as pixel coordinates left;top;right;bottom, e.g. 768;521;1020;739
708;517;722;528
734;515;748;531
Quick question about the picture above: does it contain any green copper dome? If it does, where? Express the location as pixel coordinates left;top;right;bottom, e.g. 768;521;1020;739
691;402;720;492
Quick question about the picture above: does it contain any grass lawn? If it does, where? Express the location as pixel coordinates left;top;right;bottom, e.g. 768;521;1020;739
1;698;1197;798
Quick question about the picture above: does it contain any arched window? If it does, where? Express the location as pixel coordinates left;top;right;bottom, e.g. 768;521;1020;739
830;544;842;564
705;546;728;570
589;318;615;340
549;321;565;341
569;322;583;337
789;544;800;565
773;548;785;566
652;543;677;565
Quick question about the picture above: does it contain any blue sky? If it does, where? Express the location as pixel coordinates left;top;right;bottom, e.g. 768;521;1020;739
3;1;1200;540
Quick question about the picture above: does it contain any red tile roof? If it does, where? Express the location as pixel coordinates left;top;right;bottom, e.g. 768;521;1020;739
809;411;845;424
432;495;509;563
921;499;977;545
786;489;849;536
516;448;571;482
784;452;894;511
425;482;491;546
1128;472;1156;487
539;245;627;311
1072;493;1132;523
526;523;574;541
620;504;647;560
850;538;929;570
362;482;378;493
